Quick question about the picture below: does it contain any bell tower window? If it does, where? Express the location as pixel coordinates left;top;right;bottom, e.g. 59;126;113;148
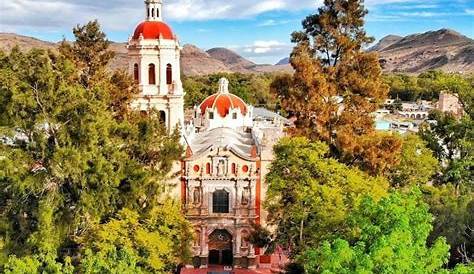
152;8;155;18
166;64;173;85
148;64;156;85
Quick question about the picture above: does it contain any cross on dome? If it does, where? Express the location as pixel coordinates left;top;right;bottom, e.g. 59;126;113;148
218;78;229;94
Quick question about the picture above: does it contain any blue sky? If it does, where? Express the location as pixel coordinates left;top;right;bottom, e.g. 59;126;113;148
1;0;473;64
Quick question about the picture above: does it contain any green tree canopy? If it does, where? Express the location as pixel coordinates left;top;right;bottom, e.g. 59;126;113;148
389;134;439;188
0;21;190;272
264;137;388;257
301;190;454;274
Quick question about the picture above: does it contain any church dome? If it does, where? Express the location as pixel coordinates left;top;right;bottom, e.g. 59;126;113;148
132;21;174;40
199;78;248;118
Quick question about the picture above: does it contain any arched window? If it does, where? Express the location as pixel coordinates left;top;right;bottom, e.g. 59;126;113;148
206;163;211;175
156;8;160;18
133;63;139;83
148;64;156;85
159;110;166;124
166;64;173;85
231;163;236;174
152;8;155;18
147;8;150;18
213;190;229;213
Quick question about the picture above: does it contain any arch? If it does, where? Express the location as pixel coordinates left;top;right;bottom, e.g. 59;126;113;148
206;163;211;175
416;114;421;119
133;63;139;83
166;64;173;85
213;190;229;213
148;63;156;85
156;8;160;18
231;163;236;174
159;110;166;124
152;8;155;18
147;8;150;18
208;229;233;265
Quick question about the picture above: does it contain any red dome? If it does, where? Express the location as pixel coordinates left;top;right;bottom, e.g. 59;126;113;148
133;21;175;40
200;93;248;118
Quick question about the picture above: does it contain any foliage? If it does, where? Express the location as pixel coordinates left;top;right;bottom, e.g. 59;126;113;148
81;203;193;273
183;72;279;110
0;21;190;272
3;254;74;274
389;134;439;188
301;190;451;274
419;111;473;187
272;0;400;175
384;71;473;104
264;137;388;257
423;185;474;266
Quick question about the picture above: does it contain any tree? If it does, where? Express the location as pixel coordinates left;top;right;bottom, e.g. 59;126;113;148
419;111;473;187
272;0;400;175
0;22;190;271
264;137;388;257
301;190;453;274
423;185;474;266
389;134;439;188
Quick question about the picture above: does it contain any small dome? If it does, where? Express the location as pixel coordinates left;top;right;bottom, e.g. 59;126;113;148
132;21;174;40
199;79;247;118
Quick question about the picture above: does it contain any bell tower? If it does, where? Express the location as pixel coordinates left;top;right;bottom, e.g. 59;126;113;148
128;0;184;132
145;0;163;21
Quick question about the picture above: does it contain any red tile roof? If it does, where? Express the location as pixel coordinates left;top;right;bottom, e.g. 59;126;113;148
133;21;174;40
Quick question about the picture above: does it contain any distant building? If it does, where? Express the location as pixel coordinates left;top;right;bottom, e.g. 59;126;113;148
438;91;464;117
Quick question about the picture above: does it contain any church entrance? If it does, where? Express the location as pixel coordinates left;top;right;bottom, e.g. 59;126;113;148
208;229;233;266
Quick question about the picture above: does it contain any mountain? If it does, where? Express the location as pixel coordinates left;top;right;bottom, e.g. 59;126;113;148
275;57;290;65
0;33;56;52
370;35;402;52
181;45;230;76
2;28;473;75
206;47;256;73
372;29;474;73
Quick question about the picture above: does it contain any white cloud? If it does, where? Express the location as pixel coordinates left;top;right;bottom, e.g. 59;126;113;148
465;9;474;15
0;0;427;32
229;40;291;57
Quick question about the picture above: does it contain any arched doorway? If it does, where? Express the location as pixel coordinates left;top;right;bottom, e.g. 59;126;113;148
208;229;233;266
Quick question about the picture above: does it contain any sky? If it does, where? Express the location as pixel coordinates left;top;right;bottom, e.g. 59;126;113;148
1;0;473;64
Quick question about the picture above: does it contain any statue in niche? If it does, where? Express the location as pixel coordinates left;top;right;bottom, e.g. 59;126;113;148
193;187;201;205
217;159;226;176
241;187;250;205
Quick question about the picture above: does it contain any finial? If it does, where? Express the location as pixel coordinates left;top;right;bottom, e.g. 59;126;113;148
218;78;229;94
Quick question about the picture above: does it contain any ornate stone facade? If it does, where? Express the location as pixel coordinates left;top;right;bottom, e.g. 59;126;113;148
128;1;290;269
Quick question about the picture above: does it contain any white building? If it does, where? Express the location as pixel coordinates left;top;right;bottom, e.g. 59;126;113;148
128;0;289;269
128;0;184;131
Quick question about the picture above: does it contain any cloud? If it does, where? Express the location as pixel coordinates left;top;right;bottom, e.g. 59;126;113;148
465;9;474;15
230;40;291;57
1;0;427;32
258;19;293;27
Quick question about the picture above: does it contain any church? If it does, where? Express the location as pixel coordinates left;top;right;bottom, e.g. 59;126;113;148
127;0;289;269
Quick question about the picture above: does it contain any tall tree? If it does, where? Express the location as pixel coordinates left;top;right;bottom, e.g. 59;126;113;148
272;0;401;175
0;22;189;271
264;137;388;257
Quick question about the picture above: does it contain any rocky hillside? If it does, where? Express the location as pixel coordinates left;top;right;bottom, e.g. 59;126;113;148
206;47;257;73
2;28;473;75
372;29;474;73
0;33;56;52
